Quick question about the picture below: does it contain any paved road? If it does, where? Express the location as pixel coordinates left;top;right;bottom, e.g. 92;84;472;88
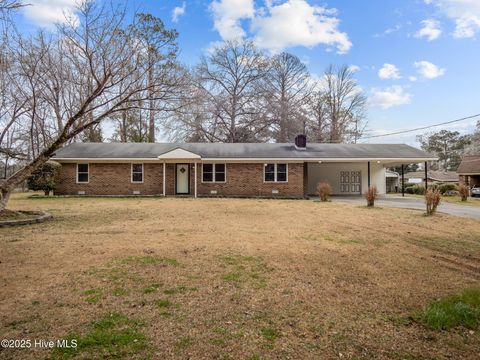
331;195;480;220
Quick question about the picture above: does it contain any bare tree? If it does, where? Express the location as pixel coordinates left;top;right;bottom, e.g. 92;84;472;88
0;0;26;12
306;90;329;142
309;65;367;143
183;41;270;143
110;110;149;142
464;121;480;155
0;1;181;211
263;52;312;142
129;13;178;142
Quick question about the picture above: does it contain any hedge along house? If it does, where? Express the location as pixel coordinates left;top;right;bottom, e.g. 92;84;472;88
51;136;436;198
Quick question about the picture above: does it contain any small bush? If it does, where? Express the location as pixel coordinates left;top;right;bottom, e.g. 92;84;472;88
364;185;378;207
405;184;425;195
419;288;480;330
404;185;415;194
317;182;332;202
425;189;441;216
438;183;457;195
27;161;61;196
458;184;469;201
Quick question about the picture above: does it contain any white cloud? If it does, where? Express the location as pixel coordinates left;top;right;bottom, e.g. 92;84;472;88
209;0;352;54
22;0;78;27
426;0;480;38
409;75;418;82
415;19;442;41
370;86;412;109
252;0;351;54
172;2;186;23
210;0;255;41
378;63;401;80
414;60;446;79
349;64;360;72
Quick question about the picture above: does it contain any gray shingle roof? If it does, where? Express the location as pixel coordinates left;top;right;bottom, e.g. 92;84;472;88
52;142;435;160
457;155;480;174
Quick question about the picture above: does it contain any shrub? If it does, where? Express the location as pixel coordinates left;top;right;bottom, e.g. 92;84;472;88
425;188;441;216
458;184;469;201
364;185;378;207
404;185;415;194
405;184;425;195
27;161;61;196
438;183;457;195
317;182;332;202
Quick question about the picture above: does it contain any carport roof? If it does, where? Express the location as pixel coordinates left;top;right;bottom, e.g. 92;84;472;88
52;142;436;161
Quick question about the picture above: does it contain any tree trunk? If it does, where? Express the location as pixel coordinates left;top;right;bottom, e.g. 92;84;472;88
44;190;50;196
0;189;11;212
148;52;155;143
121;112;127;142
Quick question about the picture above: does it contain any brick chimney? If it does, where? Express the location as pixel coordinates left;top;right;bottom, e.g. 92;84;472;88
294;134;307;150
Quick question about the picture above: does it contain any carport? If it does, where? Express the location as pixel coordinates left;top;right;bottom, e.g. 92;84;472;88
306;157;436;197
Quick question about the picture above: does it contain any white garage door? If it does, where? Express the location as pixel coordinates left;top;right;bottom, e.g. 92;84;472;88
340;171;361;194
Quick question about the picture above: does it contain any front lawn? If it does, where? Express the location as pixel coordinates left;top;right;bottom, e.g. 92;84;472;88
1;193;480;359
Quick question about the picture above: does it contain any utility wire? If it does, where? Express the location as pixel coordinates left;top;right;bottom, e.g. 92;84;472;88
359;113;480;140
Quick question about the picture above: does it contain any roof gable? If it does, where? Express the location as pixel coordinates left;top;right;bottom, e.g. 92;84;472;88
157;147;201;160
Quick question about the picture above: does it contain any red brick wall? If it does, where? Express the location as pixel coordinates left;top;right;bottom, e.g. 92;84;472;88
55;162;305;198
55;163;164;196
460;175;480;187
196;163;305;198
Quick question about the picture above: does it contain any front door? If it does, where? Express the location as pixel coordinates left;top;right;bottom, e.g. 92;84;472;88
176;164;190;194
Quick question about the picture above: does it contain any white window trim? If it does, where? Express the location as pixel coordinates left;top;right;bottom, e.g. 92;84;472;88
131;163;144;183
76;163;89;184
201;163;227;183
264;163;288;183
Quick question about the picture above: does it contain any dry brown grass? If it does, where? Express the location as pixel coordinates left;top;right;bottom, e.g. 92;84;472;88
1;193;480;359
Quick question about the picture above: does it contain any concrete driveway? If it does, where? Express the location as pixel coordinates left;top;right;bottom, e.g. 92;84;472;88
330;195;480;220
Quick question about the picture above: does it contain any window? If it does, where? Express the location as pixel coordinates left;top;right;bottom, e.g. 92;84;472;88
264;163;288;183
77;163;89;183
202;163;226;182
131;163;143;183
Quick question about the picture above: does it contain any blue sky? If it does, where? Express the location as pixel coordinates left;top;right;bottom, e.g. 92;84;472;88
15;0;480;145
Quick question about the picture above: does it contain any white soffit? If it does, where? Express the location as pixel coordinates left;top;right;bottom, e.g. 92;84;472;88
157;148;201;160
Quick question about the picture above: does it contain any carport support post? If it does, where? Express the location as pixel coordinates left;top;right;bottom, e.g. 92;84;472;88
424;161;428;191
367;161;371;188
401;164;405;197
194;162;197;198
163;162;166;196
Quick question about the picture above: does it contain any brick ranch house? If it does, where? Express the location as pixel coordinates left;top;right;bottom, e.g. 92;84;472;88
457;155;480;187
51;136;435;198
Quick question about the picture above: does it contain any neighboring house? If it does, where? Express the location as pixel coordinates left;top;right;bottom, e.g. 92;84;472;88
51;136;435;198
385;170;400;193
457;155;480;187
403;170;459;184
